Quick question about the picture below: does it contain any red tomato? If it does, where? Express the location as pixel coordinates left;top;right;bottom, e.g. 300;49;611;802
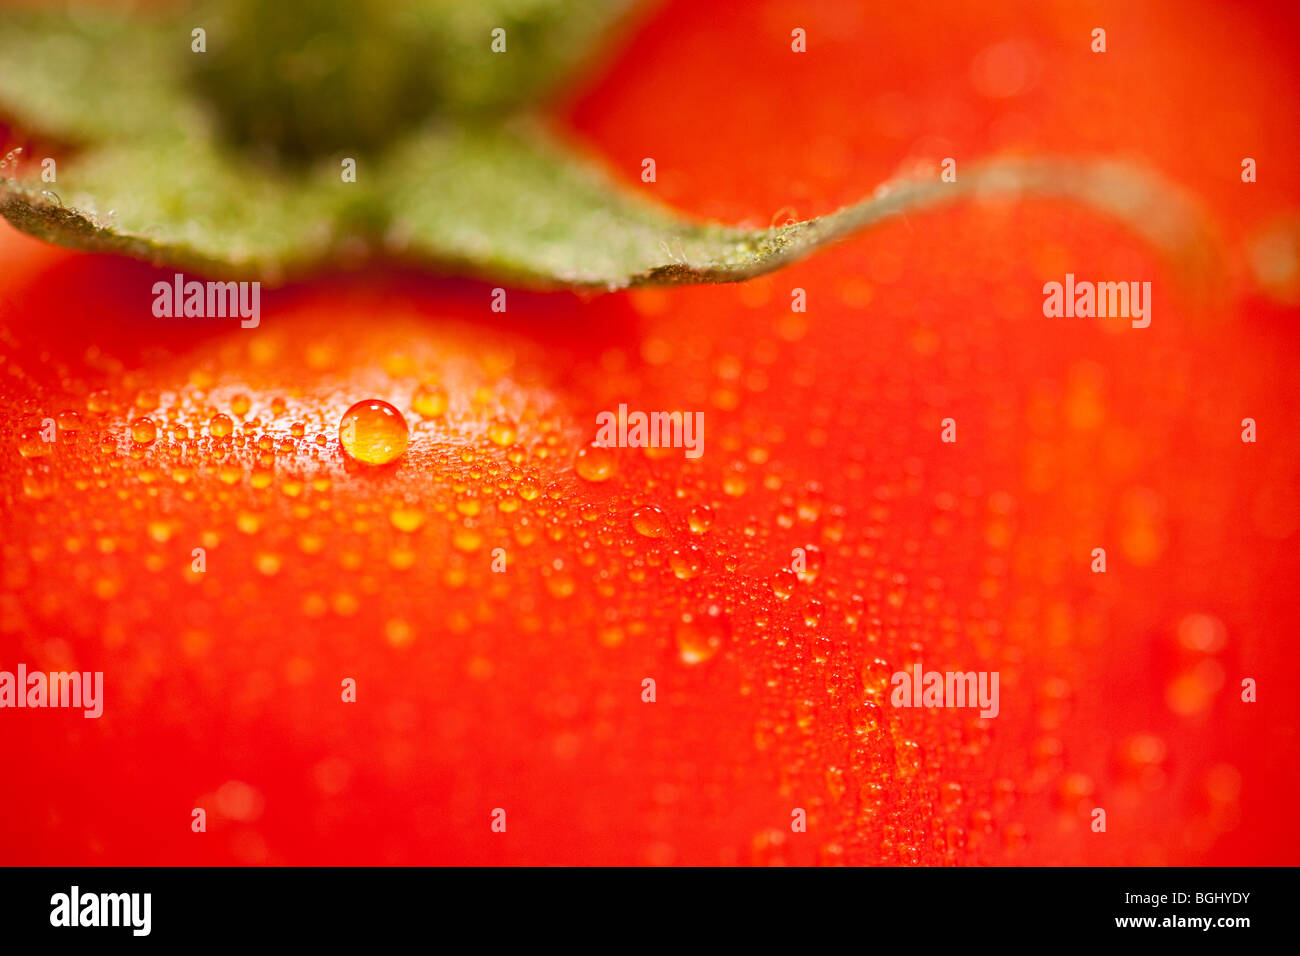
1;0;1298;865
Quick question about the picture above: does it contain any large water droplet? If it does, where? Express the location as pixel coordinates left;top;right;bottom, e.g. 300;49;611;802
575;443;618;482
339;399;409;465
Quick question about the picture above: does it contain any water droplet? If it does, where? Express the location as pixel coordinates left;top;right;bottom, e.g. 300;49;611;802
687;504;713;533
545;570;576;598
795;544;823;583
722;471;748;497
771;567;797;600
861;658;892;700
825;766;847;802
389;505;425;532
1165;660;1223;716
1119;734;1167;788
130;417;158;444
386;619;414;648
411;384;448;418
231;393;251;417
895;739;923;778
676;608;729;664
453;527;483;552
631;505;669;538
803;600;823;627
1177;613;1226;653
18;430;51;458
487;416;518;446
207;412;233;438
669;545;705;580
575;443;618;482
86;390;111;414
855;700;883;735
339;399;409;465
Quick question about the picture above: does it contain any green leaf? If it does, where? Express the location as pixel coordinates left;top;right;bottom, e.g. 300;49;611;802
382;127;1211;289
1;129;1210;290
0;1;1212;291
189;0;643;160
0;7;193;143
0;135;361;280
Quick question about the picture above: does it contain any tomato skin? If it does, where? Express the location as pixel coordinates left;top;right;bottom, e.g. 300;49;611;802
2;0;1300;865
